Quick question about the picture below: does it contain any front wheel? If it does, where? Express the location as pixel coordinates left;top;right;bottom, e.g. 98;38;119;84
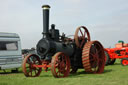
22;54;42;77
51;52;70;78
121;58;128;66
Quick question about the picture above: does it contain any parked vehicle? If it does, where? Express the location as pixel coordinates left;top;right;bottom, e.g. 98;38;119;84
22;5;105;78
0;32;22;72
22;48;37;59
105;41;128;66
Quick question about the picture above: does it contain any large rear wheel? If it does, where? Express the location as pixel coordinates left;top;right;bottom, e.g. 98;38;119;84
82;41;105;73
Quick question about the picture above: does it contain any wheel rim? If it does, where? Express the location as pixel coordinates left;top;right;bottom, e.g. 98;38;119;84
104;50;107;63
104;49;110;65
82;41;105;73
22;54;42;77
122;60;128;66
51;52;70;78
74;26;91;48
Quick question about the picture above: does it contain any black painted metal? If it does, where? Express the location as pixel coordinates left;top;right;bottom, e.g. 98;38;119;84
42;5;50;38
36;5;83;70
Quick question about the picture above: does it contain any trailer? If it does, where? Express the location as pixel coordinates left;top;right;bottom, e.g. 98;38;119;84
0;32;22;72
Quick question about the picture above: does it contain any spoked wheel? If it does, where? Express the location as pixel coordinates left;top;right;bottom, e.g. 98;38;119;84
121;58;128;66
82;41;105;73
51;52;70;78
74;26;91;48
22;54;42;77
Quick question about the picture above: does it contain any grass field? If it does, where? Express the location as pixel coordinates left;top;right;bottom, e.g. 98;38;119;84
0;59;128;85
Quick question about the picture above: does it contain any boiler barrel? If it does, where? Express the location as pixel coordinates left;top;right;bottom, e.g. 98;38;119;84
55;42;74;56
36;39;74;57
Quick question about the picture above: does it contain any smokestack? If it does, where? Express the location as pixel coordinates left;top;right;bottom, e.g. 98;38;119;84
42;5;50;38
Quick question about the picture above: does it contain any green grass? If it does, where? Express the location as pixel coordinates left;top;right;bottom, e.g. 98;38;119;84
0;59;128;85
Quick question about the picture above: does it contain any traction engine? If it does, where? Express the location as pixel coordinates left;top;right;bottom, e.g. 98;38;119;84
22;5;105;78
105;41;128;66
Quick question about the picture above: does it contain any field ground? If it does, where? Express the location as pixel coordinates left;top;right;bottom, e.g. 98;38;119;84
0;59;128;85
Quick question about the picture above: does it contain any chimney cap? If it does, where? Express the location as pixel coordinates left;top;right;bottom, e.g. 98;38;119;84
42;5;50;9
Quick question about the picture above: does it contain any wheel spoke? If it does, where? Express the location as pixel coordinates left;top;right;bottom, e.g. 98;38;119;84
79;29;84;36
22;54;42;77
99;58;103;62
98;49;102;54
30;69;32;76
35;70;37;74
61;56;65;62
74;26;90;48
91;60;97;67
90;58;95;62
55;63;59;68
80;38;85;48
83;31;86;37
51;52;70;78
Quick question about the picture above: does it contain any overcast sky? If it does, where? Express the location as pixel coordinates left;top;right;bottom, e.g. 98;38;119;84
0;0;128;49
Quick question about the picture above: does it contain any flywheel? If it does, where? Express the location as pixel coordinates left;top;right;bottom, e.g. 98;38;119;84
74;26;91;48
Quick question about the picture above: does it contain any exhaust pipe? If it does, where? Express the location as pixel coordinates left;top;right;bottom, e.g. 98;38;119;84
42;5;50;38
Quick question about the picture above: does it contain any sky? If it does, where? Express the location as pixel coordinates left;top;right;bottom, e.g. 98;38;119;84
0;0;128;49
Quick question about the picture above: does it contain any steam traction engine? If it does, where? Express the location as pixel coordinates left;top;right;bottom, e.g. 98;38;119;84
105;41;128;66
22;5;105;78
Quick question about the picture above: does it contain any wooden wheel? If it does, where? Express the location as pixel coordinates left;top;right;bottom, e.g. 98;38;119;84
74;26;90;48
51;52;70;78
22;54;42;77
82;41;105;73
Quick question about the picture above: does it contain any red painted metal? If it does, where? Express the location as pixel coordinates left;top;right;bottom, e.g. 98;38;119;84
122;59;128;66
33;64;51;68
51;52;70;78
32;61;51;72
105;47;128;59
74;26;91;48
105;42;128;65
22;54;42;77
22;25;105;77
82;41;105;73
22;54;52;77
